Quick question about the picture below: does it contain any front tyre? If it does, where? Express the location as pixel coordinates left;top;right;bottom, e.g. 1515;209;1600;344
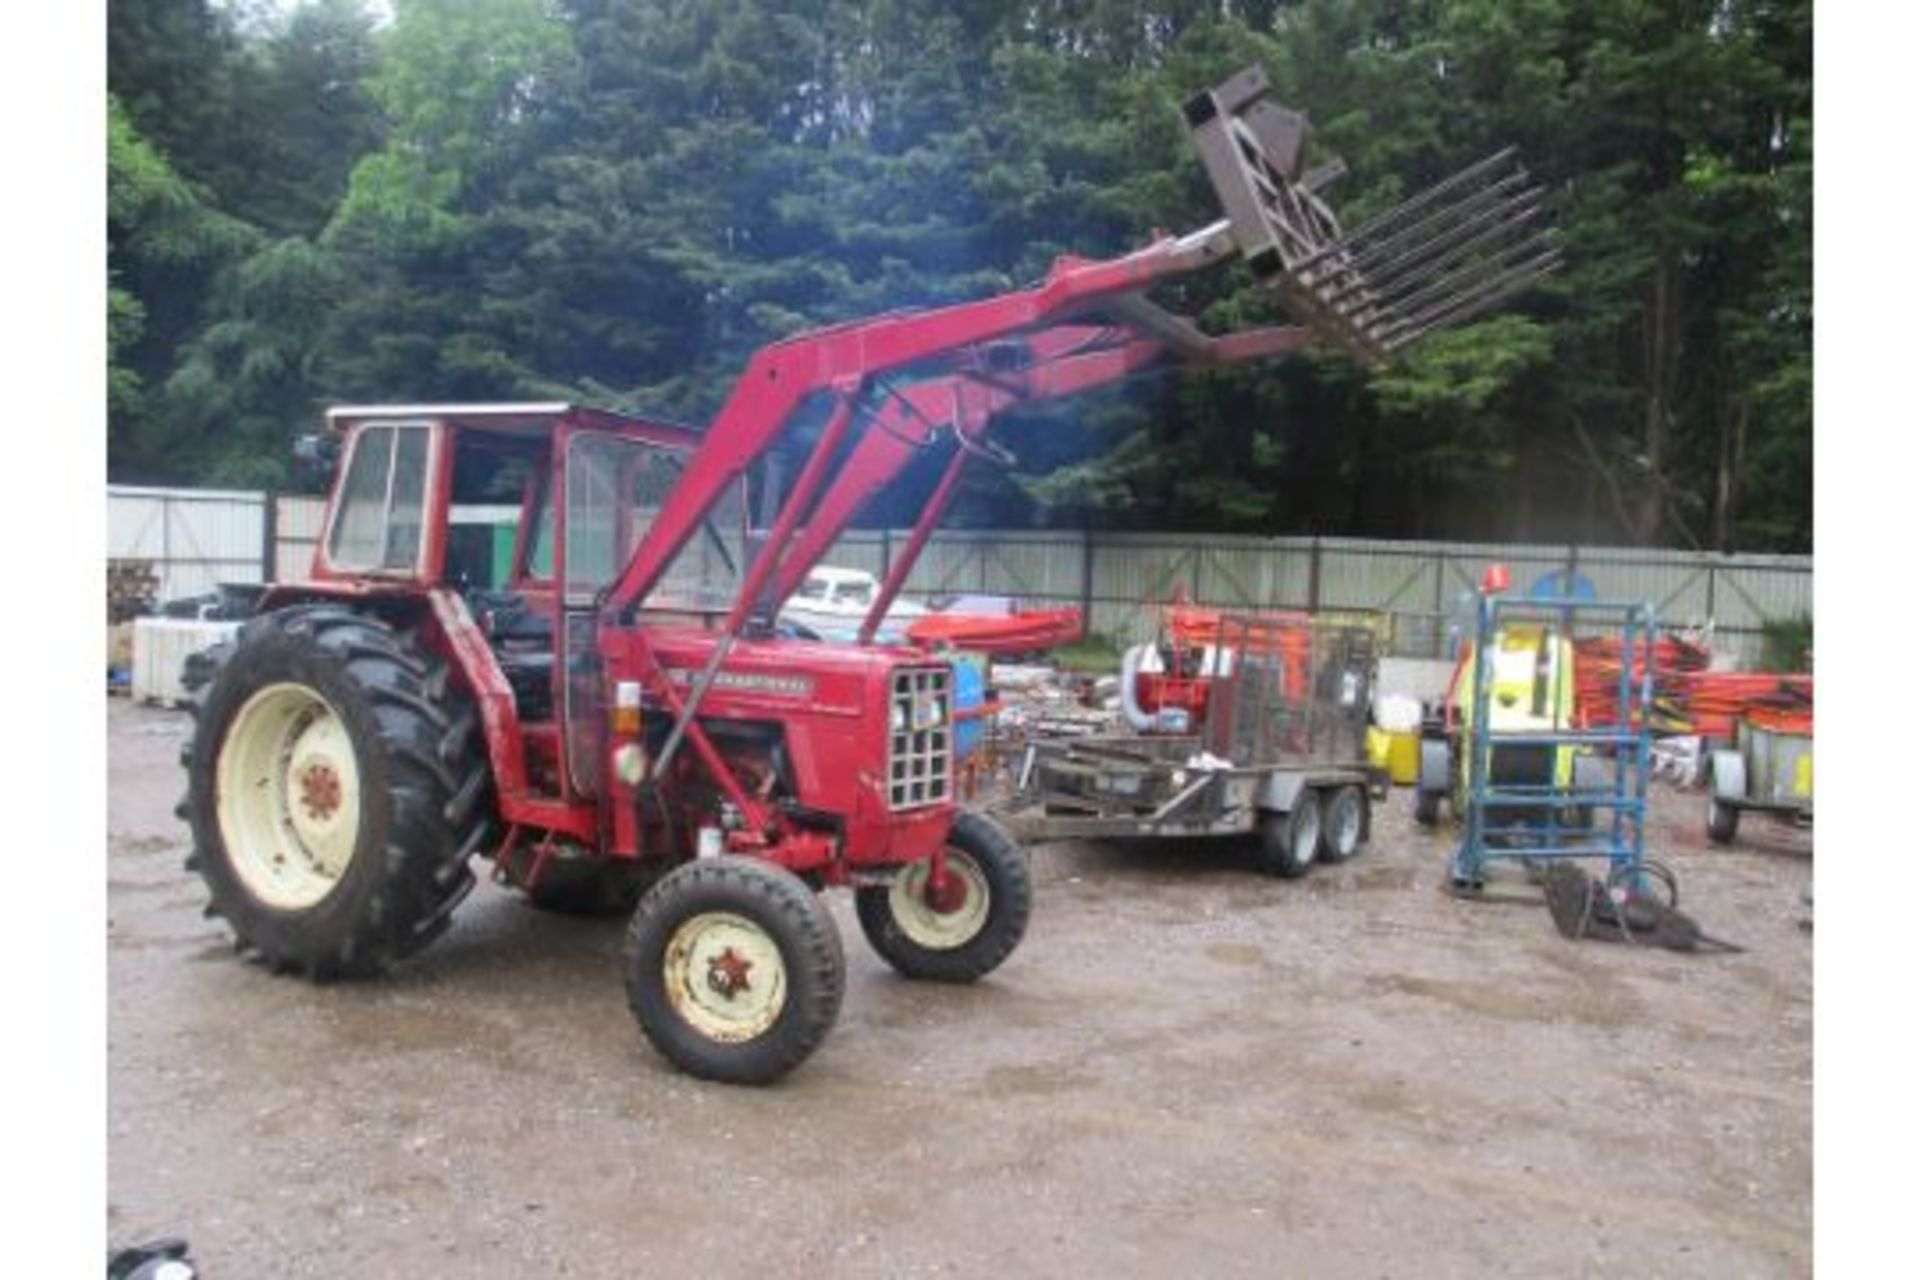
855;811;1032;984
623;857;845;1085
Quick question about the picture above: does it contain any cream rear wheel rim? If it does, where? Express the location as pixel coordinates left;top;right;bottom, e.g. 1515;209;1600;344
215;682;363;910
888;852;991;950
663;912;788;1044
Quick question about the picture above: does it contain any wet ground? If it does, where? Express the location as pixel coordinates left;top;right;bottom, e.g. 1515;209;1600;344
108;699;1812;1276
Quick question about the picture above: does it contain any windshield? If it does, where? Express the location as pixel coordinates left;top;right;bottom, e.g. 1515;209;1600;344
563;432;744;610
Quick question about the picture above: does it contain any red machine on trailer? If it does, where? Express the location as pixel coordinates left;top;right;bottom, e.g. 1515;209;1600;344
178;66;1557;1083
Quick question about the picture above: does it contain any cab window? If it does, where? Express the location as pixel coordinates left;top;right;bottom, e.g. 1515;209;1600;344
328;423;431;572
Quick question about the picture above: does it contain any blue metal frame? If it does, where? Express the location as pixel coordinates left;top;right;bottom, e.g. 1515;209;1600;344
1449;593;1656;890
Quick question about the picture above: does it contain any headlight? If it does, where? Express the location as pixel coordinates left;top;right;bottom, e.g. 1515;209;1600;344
613;742;648;786
913;692;946;730
890;701;907;733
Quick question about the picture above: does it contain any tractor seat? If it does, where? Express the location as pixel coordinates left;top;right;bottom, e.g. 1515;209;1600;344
468;589;555;645
467;590;555;720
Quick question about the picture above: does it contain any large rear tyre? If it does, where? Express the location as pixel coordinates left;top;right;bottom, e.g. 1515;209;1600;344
1256;792;1321;879
178;605;492;980
623;857;845;1085
1413;787;1443;827
855;811;1033;984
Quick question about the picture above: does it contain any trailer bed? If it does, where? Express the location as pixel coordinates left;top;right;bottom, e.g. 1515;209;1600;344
995;732;1382;844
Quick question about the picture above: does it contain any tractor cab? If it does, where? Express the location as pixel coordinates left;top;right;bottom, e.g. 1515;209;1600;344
314;400;715;596
311;403;747;803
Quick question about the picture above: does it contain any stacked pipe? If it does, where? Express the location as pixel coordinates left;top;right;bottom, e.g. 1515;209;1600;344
1572;635;1812;741
1681;672;1814;741
1572;635;1706;732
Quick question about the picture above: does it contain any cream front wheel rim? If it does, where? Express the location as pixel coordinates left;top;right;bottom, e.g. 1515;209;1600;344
215;682;363;910
663;912;789;1044
889;853;991;950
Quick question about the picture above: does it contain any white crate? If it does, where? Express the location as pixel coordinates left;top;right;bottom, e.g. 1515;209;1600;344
132;618;241;707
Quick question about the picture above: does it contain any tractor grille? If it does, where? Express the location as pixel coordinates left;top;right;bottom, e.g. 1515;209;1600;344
888;667;952;810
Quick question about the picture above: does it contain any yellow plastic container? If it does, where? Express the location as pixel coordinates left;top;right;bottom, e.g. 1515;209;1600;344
1385;729;1420;786
1366;726;1392;773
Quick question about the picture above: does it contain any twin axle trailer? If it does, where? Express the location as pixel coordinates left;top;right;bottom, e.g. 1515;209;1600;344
999;618;1385;878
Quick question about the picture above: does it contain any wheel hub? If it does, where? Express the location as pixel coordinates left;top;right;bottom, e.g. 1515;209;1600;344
297;761;342;822
706;946;755;998
889;852;991;950
923;865;969;914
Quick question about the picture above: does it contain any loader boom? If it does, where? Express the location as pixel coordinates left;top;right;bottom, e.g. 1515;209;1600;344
603;66;1559;793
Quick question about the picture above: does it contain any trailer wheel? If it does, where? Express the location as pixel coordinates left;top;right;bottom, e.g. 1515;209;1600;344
179;605;492;979
623;857;844;1085
1707;795;1741;845
1319;785;1367;862
855;811;1032;984
1256;791;1321;879
1413;786;1442;827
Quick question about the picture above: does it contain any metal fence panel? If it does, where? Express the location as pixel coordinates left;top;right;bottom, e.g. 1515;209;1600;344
275;495;327;582
108;486;266;601
105;484;1815;669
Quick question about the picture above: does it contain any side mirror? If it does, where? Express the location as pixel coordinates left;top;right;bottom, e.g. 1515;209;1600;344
292;433;341;492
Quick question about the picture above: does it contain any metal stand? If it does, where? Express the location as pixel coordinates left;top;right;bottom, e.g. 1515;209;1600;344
1449;595;1656;893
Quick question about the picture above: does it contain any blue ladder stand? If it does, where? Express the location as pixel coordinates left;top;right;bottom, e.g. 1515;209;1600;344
1449;593;1657;894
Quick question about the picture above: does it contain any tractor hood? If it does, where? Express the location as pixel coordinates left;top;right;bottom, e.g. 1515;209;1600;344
609;625;937;720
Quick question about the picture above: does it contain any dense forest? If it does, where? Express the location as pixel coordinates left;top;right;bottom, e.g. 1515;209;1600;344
108;0;1810;550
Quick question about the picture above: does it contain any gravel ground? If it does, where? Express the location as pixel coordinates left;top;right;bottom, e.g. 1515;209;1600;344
107;699;1812;1277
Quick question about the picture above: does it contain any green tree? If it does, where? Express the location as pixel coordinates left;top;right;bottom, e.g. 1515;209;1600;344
103;0;1810;553
107;95;261;478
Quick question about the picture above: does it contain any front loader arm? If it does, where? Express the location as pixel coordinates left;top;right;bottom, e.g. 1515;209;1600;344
606;63;1558;821
761;316;1308;619
601;221;1243;620
762;327;1159;610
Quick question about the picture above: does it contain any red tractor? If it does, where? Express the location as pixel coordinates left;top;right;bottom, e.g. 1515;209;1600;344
177;67;1556;1083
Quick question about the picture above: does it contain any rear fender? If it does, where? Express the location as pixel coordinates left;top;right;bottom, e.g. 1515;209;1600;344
1255;770;1307;814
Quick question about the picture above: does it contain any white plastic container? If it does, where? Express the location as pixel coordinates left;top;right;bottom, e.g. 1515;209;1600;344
132;618;241;707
